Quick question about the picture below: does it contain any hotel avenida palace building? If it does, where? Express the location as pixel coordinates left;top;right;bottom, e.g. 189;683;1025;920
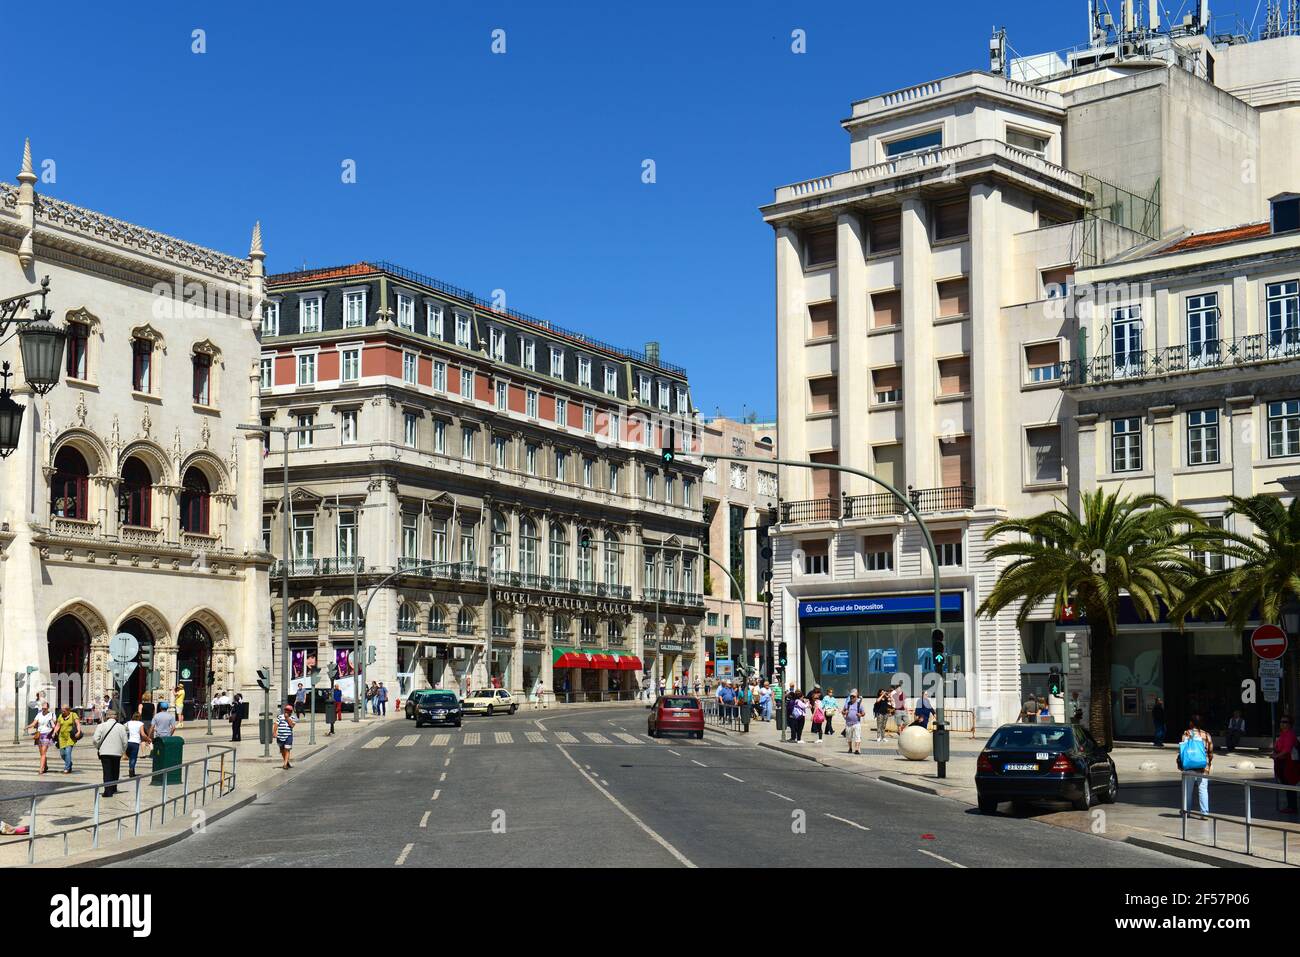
258;261;705;702
0;142;271;725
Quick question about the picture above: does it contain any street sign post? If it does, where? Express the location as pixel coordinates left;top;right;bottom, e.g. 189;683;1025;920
1251;624;1288;661
108;632;140;705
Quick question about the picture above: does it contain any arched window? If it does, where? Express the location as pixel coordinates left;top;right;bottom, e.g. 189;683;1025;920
288;601;318;633
492;607;510;637
549;523;568;581
580;616;597;640
397;602;418;632
519;517;539;577
429;606;447;633
179;466;210;534
132;337;153;393
491;511;510;573
577;527;595;584
523;613;541;640
604;531;622;586
118;456;152;528
609;619;624;641
331;600;362;631
553;614;570;641
51;447;90;520
456;607;475;635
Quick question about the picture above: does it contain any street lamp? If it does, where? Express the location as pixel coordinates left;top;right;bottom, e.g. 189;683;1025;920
0;363;24;458
2;277;65;395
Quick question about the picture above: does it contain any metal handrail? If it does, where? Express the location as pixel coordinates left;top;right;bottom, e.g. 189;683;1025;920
1;743;237;864
1179;770;1299;864
1065;332;1300;386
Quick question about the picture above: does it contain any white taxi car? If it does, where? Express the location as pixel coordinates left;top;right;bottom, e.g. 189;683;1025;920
462;688;517;716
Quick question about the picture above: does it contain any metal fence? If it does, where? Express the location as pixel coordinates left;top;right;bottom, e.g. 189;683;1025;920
2;744;238;864
1179;772;1300;865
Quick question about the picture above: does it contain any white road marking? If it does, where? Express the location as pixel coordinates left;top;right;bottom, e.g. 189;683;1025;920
443;758;451;767
666;749;681;756
767;790;795;802
395;843;414;866
495;731;514;744
583;732;611;743
397;734;419;747
824;813;871;831
917;848;965;868
439;772;447;782
431;789;441;801
691;759;708;767
555;731;578;743
463;732;480;745
600;779;610;786
363;736;389;749
419;812;430;828
431;733;450;746
526;731;546;743
614;733;641;744
723;772;744;783
556;744;695;868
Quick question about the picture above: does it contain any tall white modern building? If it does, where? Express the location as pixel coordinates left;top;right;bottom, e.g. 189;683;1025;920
765;4;1300;732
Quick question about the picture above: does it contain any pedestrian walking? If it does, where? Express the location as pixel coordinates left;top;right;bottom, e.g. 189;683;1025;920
873;689;889;742
759;682;773;722
843;690;864;755
810;692;825;743
1272;714;1299;813
229;693;244;741
694;680;701;696
276;704;297;770
332;685;343;724
26;700;56;774
1225;710;1246;753
822;688;839;737
889;683;908;735
378;682;389;716
294;682;307;717
1018;694;1038;723
150;701;177;740
788;689;808;743
124;710;150;777
1070;690;1084;724
1151;697;1166;747
325;689;338;735
1037;697;1051;723
140;691;155;727
53;704;81;774
1178;715;1213;817
173;684;185;727
92;709;128;796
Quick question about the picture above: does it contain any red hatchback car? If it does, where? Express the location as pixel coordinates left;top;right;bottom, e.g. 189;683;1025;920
648;695;704;739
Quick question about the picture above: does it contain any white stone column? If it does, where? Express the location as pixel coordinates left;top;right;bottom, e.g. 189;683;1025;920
1075;414;1099;496
968;183;1002;508
836;212;869;495
775;225;809;499
900;195;934;491
1150;405;1175;500
1228;395;1255;498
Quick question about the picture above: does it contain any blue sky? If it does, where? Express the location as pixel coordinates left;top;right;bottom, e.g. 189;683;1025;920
8;0;1101;417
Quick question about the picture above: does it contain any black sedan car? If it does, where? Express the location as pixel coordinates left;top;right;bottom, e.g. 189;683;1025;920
975;723;1117;813
408;689;463;727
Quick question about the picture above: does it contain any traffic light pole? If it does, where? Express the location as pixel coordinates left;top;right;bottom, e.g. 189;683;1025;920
701;453;950;778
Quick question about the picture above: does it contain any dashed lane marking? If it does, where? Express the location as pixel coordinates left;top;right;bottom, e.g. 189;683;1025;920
691;760;708;768
439;772;447;782
419;812;430;829
917;848;965;868
723;773;744;783
825;813;871;831
431;789;441;801
397;735;419;747
363;736;389;749
395;843;414;866
666;749;681;756
767;790;795;802
443;758;451;767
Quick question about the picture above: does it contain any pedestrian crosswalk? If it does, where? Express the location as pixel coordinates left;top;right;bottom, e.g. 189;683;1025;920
360;727;714;750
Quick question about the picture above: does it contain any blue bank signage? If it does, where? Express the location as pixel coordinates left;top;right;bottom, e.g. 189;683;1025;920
798;594;962;619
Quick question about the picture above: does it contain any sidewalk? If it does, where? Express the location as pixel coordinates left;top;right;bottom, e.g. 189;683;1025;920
708;714;1298;868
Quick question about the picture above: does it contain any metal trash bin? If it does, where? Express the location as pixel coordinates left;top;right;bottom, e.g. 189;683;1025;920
150;735;184;786
740;701;753;732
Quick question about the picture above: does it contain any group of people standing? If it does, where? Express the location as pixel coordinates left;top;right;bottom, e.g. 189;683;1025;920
784;683;934;748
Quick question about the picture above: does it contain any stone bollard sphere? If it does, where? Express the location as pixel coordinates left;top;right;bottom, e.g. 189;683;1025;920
897;724;932;760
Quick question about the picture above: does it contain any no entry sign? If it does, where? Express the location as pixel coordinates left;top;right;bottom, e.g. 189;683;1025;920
1250;624;1289;661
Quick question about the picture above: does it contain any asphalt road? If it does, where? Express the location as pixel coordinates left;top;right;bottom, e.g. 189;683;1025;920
116;706;1201;868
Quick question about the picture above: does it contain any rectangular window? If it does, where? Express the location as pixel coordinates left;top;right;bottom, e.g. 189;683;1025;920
554;450;568;481
577;356;592;389
868;215;901;254
555;396;567;424
933;199;969;240
66;322;88;379
1025;341;1062;383
864;534;894;571
936;278;969;319
404;412;417;448
1112;305;1144;376
526;389;538;418
461;426;475;460
495;380;508;410
525;444;538;476
934;531;963;567
192;353;211;404
430;519;446;562
337;510;357;559
583;457;594;488
432;359;447;392
645;470;657;500
1041;266;1074;300
664;474;676;504
1187;294;1221;368
808;301;837;339
604;365;618;395
583;406;595;432
396;294;414;330
300;296;322;333
493;435;507;468
937;356;971;396
455;312;472;348
262;301;280;336
1112;417;1142;472
259;356;273;390
1187;408;1220;466
1026;425;1062;483
1268;399;1300;458
885;129;942;157
341;409;357;444
609;462;620;492
550;346;564;377
401;513;417;560
296;352;317;386
801;540;829;575
460;368;474;400
344;290;366;328
809;376;838;414
428;303;444;339
341;347;361;382
460;525;476;565
490;327;505;361
682;477;693;507
522;338;535;370
804;225;837;267
296;413;314;449
132;339;152;393
434;420;445;454
1006;128;1049;156
871;290;901;329
403;352;417;385
292;513;315;559
657;382;670;410
638;373;651;403
1266;282;1300;356
1191;516;1226;572
872;367;901;405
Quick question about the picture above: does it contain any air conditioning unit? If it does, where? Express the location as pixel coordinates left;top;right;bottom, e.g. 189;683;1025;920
453;646;466;660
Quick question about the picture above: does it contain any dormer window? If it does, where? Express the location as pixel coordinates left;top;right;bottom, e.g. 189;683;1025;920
262;300;280;336
344;290;367;328
455;312;472;348
1272;193;1300;235
490;327;506;361
299;295;322;334
396;294;414;330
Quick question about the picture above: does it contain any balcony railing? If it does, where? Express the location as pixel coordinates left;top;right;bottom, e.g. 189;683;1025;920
843;493;905;520
1062;334;1300;386
779;498;839;524
780;486;975;524
908;484;975;512
321;556;365;575
643;588;703;607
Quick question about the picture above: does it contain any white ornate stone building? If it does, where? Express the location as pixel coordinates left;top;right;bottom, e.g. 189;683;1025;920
0;141;271;724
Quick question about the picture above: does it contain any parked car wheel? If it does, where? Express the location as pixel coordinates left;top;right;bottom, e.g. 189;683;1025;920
510;704;517;714
486;705;494;717
1100;768;1119;804
1073;777;1093;811
978;797;999;814
454;720;462;728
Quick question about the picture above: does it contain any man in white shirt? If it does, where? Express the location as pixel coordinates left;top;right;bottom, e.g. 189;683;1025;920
890;683;908;734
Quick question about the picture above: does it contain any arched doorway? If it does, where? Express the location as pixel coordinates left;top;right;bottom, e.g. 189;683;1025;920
46;615;90;709
116;617;155;715
176;621;212;721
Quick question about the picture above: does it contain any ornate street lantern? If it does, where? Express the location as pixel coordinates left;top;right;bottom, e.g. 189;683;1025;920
0;362;25;458
1;276;65;396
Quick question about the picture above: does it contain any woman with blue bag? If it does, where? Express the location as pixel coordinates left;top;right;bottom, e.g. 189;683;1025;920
1178;715;1213;816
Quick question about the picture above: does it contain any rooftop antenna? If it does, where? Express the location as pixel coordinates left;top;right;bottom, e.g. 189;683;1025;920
989;26;1007;75
1150;0;1161;30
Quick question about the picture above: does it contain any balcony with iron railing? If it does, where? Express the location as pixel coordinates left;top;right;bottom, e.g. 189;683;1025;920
1061;333;1300;387
780;485;976;526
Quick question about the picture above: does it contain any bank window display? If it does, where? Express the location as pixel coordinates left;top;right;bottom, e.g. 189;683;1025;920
801;606;966;698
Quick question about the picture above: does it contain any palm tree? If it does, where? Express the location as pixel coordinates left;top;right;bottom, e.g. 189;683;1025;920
977;489;1209;748
1170;494;1300;631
